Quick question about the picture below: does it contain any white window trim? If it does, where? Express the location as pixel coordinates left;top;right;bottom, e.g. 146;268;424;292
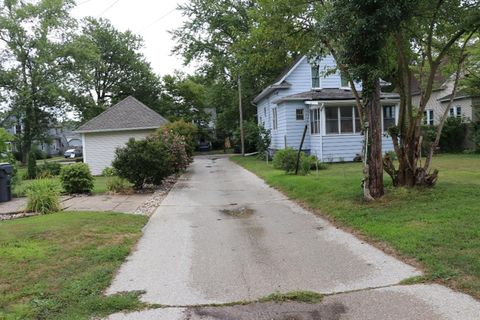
324;106;362;136
272;107;278;131
310;107;322;135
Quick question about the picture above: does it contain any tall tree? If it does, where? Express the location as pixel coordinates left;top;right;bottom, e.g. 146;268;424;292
322;0;416;199
63;17;161;121
383;0;480;187
158;72;210;126
0;0;74;162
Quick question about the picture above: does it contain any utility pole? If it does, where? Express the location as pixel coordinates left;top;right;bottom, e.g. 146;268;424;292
238;74;245;156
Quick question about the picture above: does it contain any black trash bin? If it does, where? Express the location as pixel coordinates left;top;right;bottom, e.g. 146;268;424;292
0;163;13;202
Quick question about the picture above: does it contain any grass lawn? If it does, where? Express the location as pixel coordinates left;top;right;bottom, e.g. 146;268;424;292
0;211;148;319
232;154;480;299
13;176;110;197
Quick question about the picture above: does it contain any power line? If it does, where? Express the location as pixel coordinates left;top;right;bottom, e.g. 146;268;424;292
99;0;121;16
140;8;176;32
76;0;94;6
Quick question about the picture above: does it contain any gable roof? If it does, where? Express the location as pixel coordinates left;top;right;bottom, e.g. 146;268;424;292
76;96;168;133
253;56;306;104
437;91;475;102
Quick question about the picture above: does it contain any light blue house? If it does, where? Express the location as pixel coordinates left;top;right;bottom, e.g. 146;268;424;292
253;55;400;162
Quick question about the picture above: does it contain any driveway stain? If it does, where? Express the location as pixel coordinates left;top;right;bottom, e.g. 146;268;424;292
220;207;254;218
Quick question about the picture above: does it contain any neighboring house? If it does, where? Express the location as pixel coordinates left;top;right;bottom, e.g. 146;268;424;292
253;55;400;162
76;96;168;175
412;75;480;126
1;115;81;156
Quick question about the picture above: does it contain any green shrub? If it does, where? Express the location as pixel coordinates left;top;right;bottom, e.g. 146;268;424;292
160;120;198;158
26;179;61;214
439;117;468;153
304;155;328;171
273;148;299;173
60;163;94;194
112;137;172;189
37;161;62;177
106;176;133;194
234;120;271;155
471;120;480;153
300;157;311;175
27;150;37;179
101;167;117;177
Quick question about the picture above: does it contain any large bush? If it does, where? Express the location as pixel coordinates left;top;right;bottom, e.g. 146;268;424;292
112;137;172;189
273;148;299;173
161;130;190;172
60;163;94;194
440;117;468;153
160;120;198;158
26;179;61;214
471;120;480;153
234;121;271;154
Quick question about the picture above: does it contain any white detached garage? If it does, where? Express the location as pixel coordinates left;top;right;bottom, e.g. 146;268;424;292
76;96;168;175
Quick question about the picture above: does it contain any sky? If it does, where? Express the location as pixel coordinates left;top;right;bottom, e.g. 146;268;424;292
71;0;192;77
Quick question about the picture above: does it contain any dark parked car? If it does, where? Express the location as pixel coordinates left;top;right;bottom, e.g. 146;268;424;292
64;148;82;158
197;141;211;152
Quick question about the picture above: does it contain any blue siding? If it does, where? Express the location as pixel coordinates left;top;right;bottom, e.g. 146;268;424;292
321;135;394;162
280;101;310;149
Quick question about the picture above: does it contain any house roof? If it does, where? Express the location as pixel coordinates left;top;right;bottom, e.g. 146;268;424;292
272;89;400;104
437;90;476;102
76;96;168;133
253;55;306;104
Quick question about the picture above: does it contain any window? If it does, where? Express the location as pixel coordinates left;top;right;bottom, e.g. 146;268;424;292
354;108;361;132
296;109;304;121
340;106;354;133
310;108;321;134
383;105;396;131
449;106;462;118
423;110;434;125
340;72;349;88
324;106;362;135
272;108;278;130
311;65;320;88
264;107;267;117
325;107;339;134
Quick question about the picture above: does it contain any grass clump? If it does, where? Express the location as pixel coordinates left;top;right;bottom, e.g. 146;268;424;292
26;179;61;214
259;291;323;303
106;176;133;194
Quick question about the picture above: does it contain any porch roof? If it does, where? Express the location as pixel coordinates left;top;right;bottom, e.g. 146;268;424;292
272;88;400;104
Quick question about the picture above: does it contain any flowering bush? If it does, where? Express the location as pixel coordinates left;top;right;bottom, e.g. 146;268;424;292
161;130;190;173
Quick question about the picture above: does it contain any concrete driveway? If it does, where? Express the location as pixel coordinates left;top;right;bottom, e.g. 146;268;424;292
107;155;480;319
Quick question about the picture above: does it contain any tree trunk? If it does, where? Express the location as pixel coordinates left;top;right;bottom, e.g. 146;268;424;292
364;78;384;199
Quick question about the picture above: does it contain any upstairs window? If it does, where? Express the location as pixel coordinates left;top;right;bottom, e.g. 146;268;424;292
272;108;278;130
449;106;462;118
310;108;321;134
296;109;304;120
340;72;349;88
423;110;434;125
311;65;320;88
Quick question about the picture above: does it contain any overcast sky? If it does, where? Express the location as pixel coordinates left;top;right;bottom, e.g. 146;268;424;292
71;0;192;77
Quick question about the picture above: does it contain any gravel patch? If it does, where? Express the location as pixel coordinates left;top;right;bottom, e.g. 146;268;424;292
134;176;178;216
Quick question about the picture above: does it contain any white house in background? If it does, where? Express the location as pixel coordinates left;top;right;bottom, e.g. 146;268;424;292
76;96;168;175
253;55;400;162
412;75;479;126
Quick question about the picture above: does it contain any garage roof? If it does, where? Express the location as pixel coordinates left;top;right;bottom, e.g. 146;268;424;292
76;96;168;133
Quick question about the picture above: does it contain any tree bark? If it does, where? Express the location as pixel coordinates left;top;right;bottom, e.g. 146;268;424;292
364;78;384;199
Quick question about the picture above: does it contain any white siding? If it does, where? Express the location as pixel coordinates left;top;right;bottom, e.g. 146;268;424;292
83;129;156;175
281;101;310;149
